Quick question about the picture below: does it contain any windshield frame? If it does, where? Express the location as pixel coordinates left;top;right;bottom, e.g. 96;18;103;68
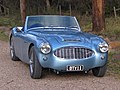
24;15;81;32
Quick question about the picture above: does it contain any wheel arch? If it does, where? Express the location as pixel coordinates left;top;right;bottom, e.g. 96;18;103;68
9;33;13;45
9;27;15;45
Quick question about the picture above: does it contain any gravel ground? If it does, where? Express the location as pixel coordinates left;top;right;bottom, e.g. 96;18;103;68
0;40;120;90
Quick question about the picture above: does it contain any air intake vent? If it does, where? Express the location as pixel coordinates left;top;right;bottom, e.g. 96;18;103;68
54;47;94;59
64;39;80;42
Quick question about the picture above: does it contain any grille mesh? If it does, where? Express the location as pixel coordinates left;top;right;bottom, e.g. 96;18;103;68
54;47;94;59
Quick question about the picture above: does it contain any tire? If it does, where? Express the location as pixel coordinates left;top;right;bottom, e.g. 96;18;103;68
29;46;42;79
92;64;107;77
10;38;19;61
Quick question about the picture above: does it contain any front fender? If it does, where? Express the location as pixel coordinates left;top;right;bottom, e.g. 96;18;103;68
26;35;48;63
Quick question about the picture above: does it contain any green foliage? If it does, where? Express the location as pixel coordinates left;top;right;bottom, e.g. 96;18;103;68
0;31;9;41
0;16;22;27
0;17;14;26
1;0;120;17
104;17;120;40
43;7;59;15
108;51;120;77
78;15;92;31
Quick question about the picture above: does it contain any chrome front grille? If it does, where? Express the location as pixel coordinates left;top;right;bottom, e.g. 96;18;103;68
54;47;94;59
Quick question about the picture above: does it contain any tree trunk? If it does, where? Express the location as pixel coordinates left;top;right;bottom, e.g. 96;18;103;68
92;0;105;31
20;0;26;24
46;0;50;11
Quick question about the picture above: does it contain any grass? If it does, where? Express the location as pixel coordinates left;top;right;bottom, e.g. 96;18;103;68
0;30;9;41
107;51;120;78
104;17;120;41
78;15;92;31
0;16;22;27
0;15;22;41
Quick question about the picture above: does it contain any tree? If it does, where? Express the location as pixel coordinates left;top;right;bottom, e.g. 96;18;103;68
92;0;105;31
20;0;26;24
46;0;50;11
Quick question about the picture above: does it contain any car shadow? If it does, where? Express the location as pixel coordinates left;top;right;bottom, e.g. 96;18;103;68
42;68;93;80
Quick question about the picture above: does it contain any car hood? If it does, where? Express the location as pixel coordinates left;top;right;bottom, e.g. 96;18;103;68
28;30;102;47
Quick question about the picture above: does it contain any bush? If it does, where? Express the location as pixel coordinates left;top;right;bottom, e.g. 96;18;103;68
0;31;9;41
0;16;22;27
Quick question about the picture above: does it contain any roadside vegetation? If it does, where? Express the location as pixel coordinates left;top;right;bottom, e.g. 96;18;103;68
0;16;120;77
108;51;120;78
80;16;120;41
0;30;9;41
0;16;22;27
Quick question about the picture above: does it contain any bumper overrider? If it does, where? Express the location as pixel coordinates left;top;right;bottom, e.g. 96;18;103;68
37;43;108;72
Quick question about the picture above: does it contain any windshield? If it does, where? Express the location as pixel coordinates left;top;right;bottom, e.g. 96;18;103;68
27;15;79;31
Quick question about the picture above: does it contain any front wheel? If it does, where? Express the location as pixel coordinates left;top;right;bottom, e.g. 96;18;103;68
29;46;42;79
92;64;107;77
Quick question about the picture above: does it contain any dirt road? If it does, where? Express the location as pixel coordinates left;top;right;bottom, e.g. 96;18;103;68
0;40;120;90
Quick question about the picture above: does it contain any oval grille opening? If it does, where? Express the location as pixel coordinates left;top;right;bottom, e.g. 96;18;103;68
54;47;94;59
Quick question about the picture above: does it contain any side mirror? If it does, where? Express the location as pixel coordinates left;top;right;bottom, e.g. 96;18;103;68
16;27;23;32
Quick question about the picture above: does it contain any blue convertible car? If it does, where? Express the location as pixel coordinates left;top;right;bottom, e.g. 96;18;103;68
9;15;108;79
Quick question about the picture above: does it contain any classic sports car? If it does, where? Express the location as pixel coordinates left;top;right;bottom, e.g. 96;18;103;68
9;15;108;79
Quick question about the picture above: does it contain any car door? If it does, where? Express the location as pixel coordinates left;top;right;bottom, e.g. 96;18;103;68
19;32;30;64
13;30;24;60
13;28;30;63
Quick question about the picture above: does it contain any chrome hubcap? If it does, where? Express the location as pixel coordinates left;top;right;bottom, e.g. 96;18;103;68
10;45;14;58
10;40;14;58
30;52;33;74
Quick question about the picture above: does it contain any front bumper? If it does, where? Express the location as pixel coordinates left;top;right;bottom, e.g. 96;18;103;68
37;52;108;71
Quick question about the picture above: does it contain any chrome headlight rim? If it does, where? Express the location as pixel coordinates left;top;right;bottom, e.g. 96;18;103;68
40;43;51;54
99;42;109;53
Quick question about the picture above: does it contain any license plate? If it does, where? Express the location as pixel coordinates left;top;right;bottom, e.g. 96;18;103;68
66;65;84;71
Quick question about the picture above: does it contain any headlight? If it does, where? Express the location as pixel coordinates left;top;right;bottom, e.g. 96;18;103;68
99;42;109;53
40;43;51;54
